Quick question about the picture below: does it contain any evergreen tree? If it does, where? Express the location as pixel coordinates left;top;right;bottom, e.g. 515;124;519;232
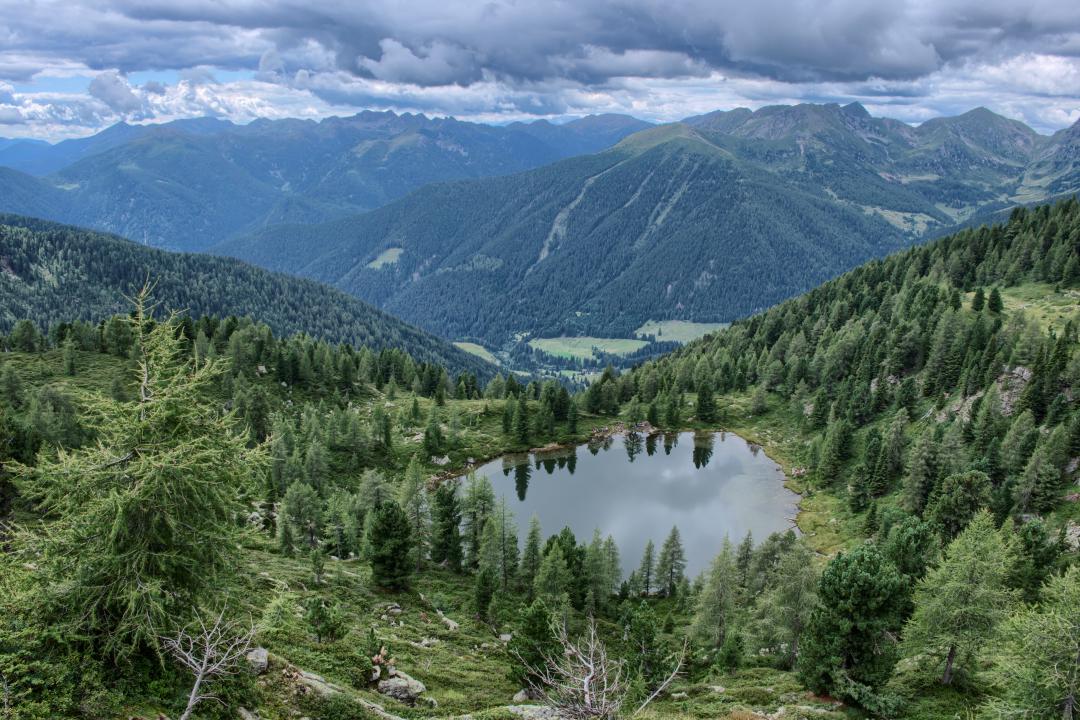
367;500;414;590
281;481;322;548
475;565;497;622
423;407;444;456
398;457;430;572
479;497;519;591
534;542;571;606
987;287;1003;313
12;295;265;657
971;287;985;311
655;525;687;596
798;545;903;711
902;511;1016;685
518;515;543;595
507;600;559;690
696;377;717;423
462;472;495;569
514;395;530;445
926;470;992;541
430;481;464;572
638;539;656;595
61;337;76;376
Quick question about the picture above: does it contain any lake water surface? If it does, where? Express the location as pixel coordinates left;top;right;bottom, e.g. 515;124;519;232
466;431;800;577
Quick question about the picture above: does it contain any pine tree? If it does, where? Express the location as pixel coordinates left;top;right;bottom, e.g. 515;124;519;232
423;407;444;456
61;337;76;376
281;481;322;548
475;565;497;621
367;500;414;590
926;470;992;541
988;287;1003;313
798;544;903;710
12;293;266;657
655;526;687;596
514;395;530;445
507;599;559;690
971;287;985;311
903;432;939;515
902;511;1016;685
638;539;656;596
0;362;22;409
399;457;430;572
430;481;464;571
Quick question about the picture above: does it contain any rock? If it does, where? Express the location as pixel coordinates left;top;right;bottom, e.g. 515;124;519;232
436;608;459;631
709;685;726;694
1065;520;1080;551
237;709;259;720
671;692;688;700
386;603;403;615
432;455;451;466
512;689;532;703
295;669;343;697
246;647;269;675
499;633;513;643
506;705;565;720
378;670;426;704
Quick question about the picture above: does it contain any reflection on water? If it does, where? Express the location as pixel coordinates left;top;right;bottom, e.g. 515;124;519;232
462;431;799;576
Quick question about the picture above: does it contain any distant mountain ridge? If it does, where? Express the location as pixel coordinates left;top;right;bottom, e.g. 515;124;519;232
0;112;651;250
215;104;1080;347
0;214;493;377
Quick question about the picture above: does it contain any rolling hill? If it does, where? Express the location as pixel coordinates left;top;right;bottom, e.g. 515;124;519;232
217;104;1080;350
0;215;493;377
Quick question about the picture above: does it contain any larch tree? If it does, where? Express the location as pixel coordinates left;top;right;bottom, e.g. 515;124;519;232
398;456;431;572
13;290;266;658
692;537;739;649
430;481;463;571
751;540;819;669
901;511;1017;685
518;515;544;595
984;566;1080;720
479;497;519;591
656;525;687;596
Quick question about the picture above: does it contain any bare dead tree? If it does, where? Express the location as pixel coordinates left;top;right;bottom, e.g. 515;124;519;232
161;609;255;720
524;617;684;720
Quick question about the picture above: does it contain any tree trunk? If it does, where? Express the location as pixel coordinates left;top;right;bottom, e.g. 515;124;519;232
941;644;957;685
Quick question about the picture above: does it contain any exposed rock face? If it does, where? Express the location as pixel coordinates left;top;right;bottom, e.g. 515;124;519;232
246;647;269;675
377;669;427;704
506;705;565;720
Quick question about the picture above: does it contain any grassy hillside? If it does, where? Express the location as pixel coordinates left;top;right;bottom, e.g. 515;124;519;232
0;215;492;377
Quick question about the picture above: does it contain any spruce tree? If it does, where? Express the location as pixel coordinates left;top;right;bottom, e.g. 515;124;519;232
518;515;543;595
638;539;656;596
696;377;717;423
926;470;992;541
430;481;464;571
988;287;1003;313
367;500;414;590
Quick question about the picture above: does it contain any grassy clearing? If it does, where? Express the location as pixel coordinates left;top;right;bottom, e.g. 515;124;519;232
528;336;648;361
454;341;500;365
367;247;404;268
634;320;728;344
999;282;1080;332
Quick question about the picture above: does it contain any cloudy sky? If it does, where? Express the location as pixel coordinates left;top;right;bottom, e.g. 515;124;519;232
2;0;1079;140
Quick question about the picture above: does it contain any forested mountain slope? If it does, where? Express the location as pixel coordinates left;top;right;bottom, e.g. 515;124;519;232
597;198;1080;714
0;215;492;376
217;122;913;345
0;113;650;250
219;104;1080;349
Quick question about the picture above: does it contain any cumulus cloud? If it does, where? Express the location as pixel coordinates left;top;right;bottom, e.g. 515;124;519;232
0;0;1078;138
88;71;142;113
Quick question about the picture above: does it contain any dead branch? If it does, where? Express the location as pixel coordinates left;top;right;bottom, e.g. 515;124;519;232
161;608;255;720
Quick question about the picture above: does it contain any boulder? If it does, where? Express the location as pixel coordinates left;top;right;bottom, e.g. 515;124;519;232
506;705;564;720
499;633;513;643
378;670;426;705
246;647;269;675
512;689;532;703
237;709;259;720
295;669;343;697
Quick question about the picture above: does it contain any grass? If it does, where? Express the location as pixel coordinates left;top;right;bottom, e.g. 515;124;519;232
634;320;729;344
528;336;648;361
454;341;500;365
999;283;1080;332
367;247;404;269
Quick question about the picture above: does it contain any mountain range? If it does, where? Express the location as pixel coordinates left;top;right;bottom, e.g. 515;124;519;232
3;103;1079;354
0;112;650;250
215;103;1080;346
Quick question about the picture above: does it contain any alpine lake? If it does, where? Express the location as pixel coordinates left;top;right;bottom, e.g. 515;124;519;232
461;430;801;576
